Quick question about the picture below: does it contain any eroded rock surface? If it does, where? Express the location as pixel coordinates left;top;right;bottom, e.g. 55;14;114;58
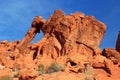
17;16;46;54
0;9;119;80
102;48;120;65
34;9;106;60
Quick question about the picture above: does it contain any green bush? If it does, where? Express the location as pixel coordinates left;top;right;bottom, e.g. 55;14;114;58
47;62;63;73
37;64;45;75
37;63;63;74
82;64;94;80
85;77;93;80
0;75;13;80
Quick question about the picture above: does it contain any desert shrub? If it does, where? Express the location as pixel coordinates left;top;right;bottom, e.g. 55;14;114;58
37;64;45;75
82;64;94;80
37;63;63;74
12;68;19;77
47;62;63;73
85;77;93;80
0;75;13;80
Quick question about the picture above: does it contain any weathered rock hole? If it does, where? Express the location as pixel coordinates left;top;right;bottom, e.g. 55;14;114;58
14;40;20;45
33;48;38;60
70;61;77;66
10;56;15;60
118;65;120;67
7;49;11;51
40;48;43;55
113;60;118;65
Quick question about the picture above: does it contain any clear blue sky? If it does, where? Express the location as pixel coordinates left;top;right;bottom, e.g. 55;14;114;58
0;0;120;49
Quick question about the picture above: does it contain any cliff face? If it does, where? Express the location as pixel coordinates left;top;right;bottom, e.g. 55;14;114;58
0;9;120;80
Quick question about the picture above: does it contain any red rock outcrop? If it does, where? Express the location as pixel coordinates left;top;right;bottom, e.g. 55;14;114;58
0;9;120;80
33;9;106;60
116;31;120;52
102;48;120;64
17;16;46;54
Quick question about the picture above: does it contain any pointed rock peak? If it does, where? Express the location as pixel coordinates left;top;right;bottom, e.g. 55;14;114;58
116;31;120;52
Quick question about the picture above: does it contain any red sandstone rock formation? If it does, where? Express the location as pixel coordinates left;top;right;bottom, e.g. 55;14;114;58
33;9;106;60
116;31;120;52
17;16;46;54
0;9;120;80
102;48;120;64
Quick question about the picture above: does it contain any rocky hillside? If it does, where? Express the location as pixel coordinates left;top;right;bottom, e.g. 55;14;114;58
0;9;120;80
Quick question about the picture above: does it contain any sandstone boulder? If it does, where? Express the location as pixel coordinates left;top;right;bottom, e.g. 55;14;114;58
19;68;39;80
102;48;120;64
